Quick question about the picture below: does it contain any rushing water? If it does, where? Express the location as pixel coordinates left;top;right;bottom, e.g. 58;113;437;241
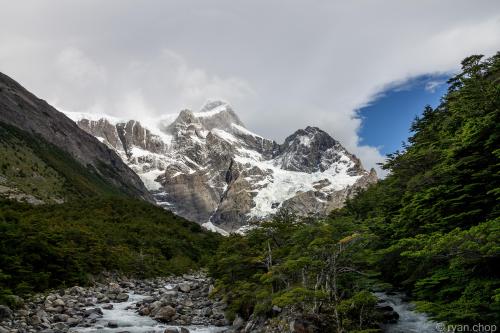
72;293;228;333
375;292;441;333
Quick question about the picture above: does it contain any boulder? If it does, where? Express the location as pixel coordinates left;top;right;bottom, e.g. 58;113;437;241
52;322;68;331
30;314;42;325
0;305;13;320
84;308;103;317
52;298;65;307
272;305;282;313
53;313;69;322
376;304;399;323
178;283;191;293
67;316;82;327
232;315;244;329
154;305;176;322
107;320;118;328
116;293;129;302
108;283;122;294
138;306;150;316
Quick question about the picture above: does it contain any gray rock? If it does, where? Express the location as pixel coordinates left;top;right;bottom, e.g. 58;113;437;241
107;320;118;328
154;306;176;322
116;293;129;302
272;305;282;313
178;283;191;293
52;299;65;307
66;316;81;327
232;315;244;329
52;322;68;331
30;314;42;325
0;305;12;320
107;283;122;294
84;308;103;317
52;313;69;322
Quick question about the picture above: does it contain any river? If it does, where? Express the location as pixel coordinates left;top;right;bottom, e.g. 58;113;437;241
375;292;441;333
66;290;439;333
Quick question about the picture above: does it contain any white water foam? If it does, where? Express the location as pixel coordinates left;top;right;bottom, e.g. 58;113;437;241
375;292;440;333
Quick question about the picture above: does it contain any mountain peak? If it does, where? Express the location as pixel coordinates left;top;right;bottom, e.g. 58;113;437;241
64;97;376;232
191;100;245;131
284;126;337;150
276;126;344;173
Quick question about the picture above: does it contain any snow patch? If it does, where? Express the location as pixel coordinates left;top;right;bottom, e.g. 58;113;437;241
138;169;164;191
193;104;228;118
234;153;361;219
231;123;262;138
298;135;311;147
202;222;229;236
211;129;238;143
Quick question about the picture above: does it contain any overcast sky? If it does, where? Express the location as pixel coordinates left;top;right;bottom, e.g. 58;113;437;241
1;1;499;175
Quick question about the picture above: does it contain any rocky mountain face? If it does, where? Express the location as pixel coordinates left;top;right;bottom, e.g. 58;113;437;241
68;100;377;233
0;72;153;202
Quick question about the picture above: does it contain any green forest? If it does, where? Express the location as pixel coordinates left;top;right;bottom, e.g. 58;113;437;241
209;53;500;330
0;53;498;331
0;198;221;305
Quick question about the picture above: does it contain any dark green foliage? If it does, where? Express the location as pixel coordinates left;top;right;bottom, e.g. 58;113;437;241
209;212;381;332
0;197;221;305
209;53;500;328
345;53;500;325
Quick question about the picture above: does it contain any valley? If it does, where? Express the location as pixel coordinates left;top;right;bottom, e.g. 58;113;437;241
1;53;499;332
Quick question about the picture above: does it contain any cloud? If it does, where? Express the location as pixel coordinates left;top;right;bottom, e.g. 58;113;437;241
0;0;499;178
424;80;446;93
56;47;107;86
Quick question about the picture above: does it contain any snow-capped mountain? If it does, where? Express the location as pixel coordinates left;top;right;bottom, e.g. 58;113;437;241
65;100;377;233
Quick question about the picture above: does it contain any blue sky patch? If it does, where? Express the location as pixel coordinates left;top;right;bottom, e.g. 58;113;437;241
358;74;450;156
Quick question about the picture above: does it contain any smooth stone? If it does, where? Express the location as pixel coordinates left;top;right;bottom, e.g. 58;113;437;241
154;306;176;322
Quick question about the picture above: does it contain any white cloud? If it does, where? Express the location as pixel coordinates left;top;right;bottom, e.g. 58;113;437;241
56;47;107;86
424;80;446;93
0;1;499;178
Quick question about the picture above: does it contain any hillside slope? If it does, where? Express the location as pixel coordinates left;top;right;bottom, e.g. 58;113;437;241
0;72;152;202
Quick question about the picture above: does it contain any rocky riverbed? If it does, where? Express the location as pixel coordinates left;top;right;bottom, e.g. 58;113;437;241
0;272;230;333
0;273;443;333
